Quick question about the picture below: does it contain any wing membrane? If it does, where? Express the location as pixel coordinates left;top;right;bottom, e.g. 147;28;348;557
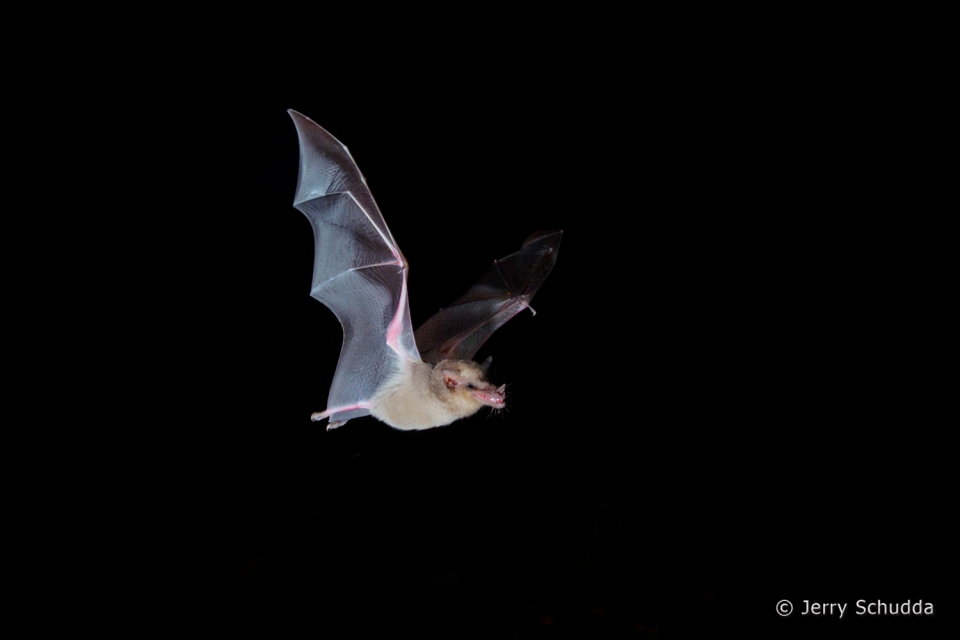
415;230;562;363
289;111;420;424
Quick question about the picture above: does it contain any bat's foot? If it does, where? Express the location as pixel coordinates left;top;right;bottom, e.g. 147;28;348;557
326;420;345;431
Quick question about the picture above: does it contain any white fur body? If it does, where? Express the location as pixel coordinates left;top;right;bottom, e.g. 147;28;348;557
370;359;504;430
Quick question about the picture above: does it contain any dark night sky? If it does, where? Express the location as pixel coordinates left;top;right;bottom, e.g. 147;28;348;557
83;51;951;638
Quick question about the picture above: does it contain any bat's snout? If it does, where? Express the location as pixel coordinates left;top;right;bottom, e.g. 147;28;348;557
470;384;506;408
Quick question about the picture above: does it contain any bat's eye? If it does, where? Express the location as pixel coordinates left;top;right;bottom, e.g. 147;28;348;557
467;383;475;389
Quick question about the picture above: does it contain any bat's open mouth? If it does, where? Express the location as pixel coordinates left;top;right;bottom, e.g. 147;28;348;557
471;385;506;407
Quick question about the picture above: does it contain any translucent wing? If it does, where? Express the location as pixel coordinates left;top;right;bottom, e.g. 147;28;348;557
289;110;420;425
415;230;562;364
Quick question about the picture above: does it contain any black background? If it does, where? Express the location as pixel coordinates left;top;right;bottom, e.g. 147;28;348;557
70;41;951;638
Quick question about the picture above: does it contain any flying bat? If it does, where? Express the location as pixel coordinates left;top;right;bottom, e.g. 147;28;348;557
288;110;561;430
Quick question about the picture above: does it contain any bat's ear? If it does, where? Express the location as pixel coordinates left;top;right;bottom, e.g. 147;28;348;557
441;368;461;389
479;356;493;374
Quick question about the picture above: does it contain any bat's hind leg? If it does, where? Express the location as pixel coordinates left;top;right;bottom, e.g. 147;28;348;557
311;402;371;429
311;411;348;430
311;410;348;430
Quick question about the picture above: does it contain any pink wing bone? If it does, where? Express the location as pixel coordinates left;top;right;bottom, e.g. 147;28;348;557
289;110;421;427
386;263;414;358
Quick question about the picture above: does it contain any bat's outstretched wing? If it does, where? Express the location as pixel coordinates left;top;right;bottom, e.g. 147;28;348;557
415;230;562;364
289;110;420;425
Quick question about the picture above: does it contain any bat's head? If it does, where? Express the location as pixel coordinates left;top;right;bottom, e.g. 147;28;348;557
436;359;506;413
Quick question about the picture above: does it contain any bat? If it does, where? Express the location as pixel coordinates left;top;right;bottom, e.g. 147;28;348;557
288;110;561;431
